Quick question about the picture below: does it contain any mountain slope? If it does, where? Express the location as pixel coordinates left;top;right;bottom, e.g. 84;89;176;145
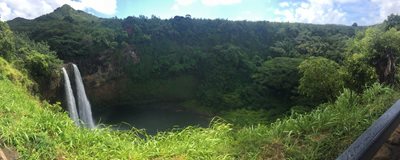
7;5;361;112
36;4;99;22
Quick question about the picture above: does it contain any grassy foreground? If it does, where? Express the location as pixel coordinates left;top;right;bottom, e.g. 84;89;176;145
0;60;399;159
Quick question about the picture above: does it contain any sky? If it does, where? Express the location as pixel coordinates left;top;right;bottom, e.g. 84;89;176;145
0;0;399;26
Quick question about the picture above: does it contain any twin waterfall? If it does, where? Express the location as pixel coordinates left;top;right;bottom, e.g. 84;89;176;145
61;67;79;126
62;64;95;128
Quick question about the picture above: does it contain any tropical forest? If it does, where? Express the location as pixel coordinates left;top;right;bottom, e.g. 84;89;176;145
1;1;400;159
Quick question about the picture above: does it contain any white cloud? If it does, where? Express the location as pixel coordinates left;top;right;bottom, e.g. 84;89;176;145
0;0;117;21
171;0;196;10
273;0;400;25
273;0;348;24
201;0;241;6
233;11;264;21
335;0;361;3
177;0;197;6
75;0;117;15
279;2;289;8
171;0;240;10
371;0;400;22
0;3;12;20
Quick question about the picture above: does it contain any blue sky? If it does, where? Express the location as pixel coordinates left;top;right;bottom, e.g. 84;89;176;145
115;0;277;21
0;0;399;26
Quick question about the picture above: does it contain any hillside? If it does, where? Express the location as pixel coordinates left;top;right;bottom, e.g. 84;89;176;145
7;5;360;115
2;3;400;159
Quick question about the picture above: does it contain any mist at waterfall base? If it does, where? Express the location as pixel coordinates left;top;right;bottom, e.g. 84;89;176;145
62;64;95;128
95;104;211;135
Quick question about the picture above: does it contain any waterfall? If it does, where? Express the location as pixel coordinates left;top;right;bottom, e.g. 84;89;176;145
72;64;95;128
62;67;80;126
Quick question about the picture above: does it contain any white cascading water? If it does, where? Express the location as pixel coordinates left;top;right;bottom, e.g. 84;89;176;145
72;64;95;128
62;67;80;126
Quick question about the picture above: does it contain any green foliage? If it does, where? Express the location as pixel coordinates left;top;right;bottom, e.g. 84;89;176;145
1;7;400;160
0;21;15;59
370;28;400;84
348;27;400;84
253;57;303;99
197;44;255;109
22;50;61;79
298;57;345;103
0;21;62;97
384;14;400;30
230;83;397;159
1;71;397;159
221;109;271;126
269;24;353;61
343;53;377;92
39;5;99;22
0;78;234;159
366;28;400;60
7;6;358;109
0;55;398;159
8;5;127;59
0;57;33;89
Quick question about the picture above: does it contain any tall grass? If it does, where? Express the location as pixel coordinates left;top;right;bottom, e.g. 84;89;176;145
232;84;398;159
0;57;33;89
0;79;233;159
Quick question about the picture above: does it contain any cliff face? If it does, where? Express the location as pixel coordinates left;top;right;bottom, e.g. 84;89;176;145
62;46;194;109
71;47;138;109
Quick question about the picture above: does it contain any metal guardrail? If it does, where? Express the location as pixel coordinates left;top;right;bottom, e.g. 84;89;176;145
337;100;400;160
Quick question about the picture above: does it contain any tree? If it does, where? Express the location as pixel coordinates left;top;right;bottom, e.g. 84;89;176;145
384;14;400;30
0;21;15;60
298;57;344;102
198;44;255;109
253;57;303;99
364;28;400;84
352;22;358;27
343;53;377;92
344;30;378;92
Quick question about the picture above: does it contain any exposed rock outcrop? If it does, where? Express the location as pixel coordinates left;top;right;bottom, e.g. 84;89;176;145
373;126;400;160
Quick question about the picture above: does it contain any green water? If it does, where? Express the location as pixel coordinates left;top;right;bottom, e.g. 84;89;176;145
96;103;211;135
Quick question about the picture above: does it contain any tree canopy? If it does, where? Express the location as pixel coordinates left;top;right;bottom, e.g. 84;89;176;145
5;4;370;111
298;57;344;103
253;57;303;99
